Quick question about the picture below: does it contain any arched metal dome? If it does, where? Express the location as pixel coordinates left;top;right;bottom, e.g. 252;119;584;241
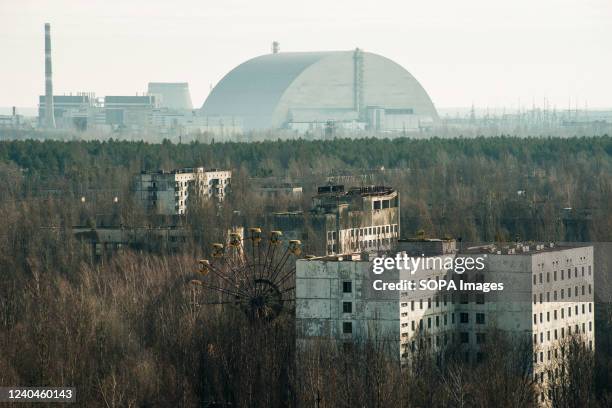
201;50;438;131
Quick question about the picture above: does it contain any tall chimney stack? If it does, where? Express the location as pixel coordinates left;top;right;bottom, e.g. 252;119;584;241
44;23;56;128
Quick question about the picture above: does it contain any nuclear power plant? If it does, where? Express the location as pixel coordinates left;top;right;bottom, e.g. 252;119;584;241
202;49;439;132
30;24;612;138
34;24;442;137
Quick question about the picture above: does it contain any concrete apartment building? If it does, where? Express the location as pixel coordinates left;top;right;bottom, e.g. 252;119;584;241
73;225;188;258
295;240;595;406
135;167;231;215
272;185;400;255
295;253;400;355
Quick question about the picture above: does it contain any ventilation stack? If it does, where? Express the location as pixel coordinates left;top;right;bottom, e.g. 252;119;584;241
44;23;56;128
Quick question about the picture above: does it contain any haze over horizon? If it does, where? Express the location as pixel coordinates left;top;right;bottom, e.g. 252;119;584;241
1;0;610;111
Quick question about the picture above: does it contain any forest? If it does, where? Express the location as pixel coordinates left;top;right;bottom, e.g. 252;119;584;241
0;135;611;406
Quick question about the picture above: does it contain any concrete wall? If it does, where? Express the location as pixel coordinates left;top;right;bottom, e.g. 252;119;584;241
296;258;400;356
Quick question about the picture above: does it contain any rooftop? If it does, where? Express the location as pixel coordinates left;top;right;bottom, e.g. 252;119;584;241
141;167;227;175
461;242;591;255
315;184;395;198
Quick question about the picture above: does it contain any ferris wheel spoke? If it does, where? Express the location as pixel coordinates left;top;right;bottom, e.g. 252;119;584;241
195;229;300;322
269;247;291;283
204;265;249;297
276;266;297;288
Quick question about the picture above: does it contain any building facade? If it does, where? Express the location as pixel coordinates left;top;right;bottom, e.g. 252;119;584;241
295;240;595;406
134;167;231;215
295;253;400;356
272;185;400;256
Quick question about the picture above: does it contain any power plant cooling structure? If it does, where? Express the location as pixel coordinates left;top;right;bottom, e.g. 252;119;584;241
44;23;56;128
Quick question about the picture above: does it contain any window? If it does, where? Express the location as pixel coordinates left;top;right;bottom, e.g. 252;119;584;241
476;313;485;324
476;333;486;344
460;313;469;323
460;332;469;344
343;281;352;293
343;301;352;313
342;322;352;334
476;293;485;304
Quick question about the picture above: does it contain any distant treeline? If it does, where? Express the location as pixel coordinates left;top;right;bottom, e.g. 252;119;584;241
0;135;610;242
1;135;610;178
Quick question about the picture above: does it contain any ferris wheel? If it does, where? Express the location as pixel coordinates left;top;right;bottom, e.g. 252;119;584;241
189;228;303;321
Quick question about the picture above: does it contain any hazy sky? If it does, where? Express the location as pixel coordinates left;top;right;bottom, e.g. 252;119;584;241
1;0;611;110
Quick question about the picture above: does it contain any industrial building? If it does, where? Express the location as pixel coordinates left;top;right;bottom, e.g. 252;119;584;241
147;82;193;110
134;167;231;215
36;25;240;136
104;95;159;130
271;185;400;255
201;49;439;132
295;240;595;406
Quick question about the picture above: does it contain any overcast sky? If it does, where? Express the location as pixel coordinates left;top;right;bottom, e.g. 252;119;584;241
1;0;610;111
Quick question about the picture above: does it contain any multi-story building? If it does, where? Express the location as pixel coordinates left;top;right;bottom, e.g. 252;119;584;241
272;185;400;255
296;240;595;406
295;253;400;355
134;167;231;215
